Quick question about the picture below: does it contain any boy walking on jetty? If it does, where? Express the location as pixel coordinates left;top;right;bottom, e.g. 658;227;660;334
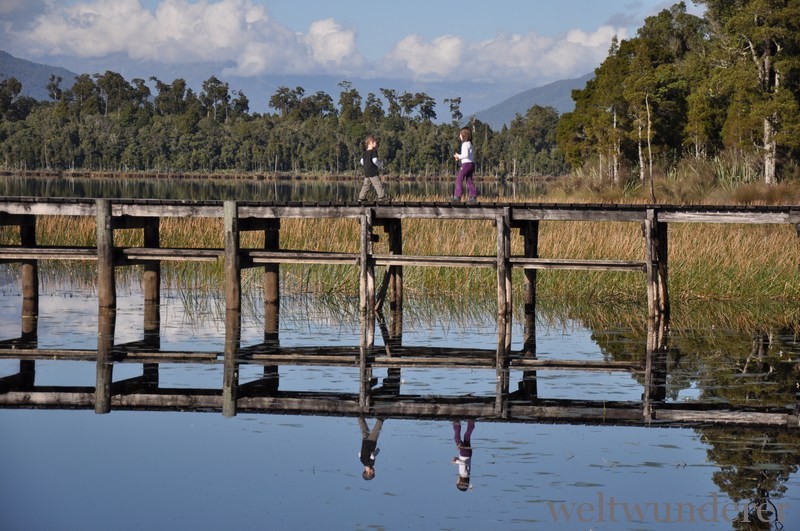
358;135;388;202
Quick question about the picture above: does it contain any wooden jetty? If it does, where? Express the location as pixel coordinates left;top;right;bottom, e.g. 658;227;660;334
0;197;798;427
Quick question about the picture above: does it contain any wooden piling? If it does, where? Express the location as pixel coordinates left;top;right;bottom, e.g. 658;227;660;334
95;308;115;414
142;218;160;307
264;218;280;332
495;317;512;417
359;209;375;346
20;216;38;303
519;220;539;400
656;220;670;318
224;201;241;314
222;308;241;417
96;199;115;308
263;218;280;389
644;209;658;319
388;219;403;311
643;311;669;420
496;209;512;319
142;217;160;386
223;201;242;417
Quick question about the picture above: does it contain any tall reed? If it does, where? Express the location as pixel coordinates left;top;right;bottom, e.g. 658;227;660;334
1;202;797;303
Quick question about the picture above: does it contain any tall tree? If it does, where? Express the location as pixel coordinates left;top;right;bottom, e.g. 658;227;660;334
697;0;800;183
337;81;362;123
444;97;463;127
94;71;133;117
150;77;188;116
200;75;230;122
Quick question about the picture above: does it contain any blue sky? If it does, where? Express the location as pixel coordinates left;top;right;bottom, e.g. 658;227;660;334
1;0;705;86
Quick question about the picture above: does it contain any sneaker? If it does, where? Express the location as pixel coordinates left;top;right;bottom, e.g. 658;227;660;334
451;196;461;202
378;195;390;202
468;197;477;203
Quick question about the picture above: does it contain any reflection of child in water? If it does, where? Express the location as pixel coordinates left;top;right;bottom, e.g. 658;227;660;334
452;420;475;491
359;416;384;481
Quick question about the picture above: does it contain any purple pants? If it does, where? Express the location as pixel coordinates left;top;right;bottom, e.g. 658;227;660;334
454;162;476;199
453;420;475;457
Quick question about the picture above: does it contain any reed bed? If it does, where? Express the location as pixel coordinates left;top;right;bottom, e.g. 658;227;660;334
1;205;797;304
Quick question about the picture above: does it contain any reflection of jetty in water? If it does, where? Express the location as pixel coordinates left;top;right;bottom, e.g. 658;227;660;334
1;294;798;428
0;198;798;427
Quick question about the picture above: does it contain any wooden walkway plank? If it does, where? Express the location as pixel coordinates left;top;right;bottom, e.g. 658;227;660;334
510;257;646;272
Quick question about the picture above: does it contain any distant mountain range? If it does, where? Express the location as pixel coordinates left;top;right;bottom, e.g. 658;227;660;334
0;49;591;130
0;50;78;102
474;72;593;130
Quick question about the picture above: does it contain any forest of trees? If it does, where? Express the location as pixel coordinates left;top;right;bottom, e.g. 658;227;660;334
559;0;800;186
0;1;798;186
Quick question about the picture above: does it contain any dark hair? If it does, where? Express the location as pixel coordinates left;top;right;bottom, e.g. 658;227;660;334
456;476;470;491
365;135;378;145
362;468;376;481
459;127;472;142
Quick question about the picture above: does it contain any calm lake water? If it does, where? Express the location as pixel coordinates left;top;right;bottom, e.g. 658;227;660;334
1;176;799;530
0;173;543;202
1;273;798;530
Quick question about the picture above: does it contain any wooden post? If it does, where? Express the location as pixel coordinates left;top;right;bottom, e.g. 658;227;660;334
19;209;38;379
96;199;115;308
656;220;670;318
643;309;669;420
263;218;280;389
359;317;372;410
95;307;116;414
522;221;539;317
142;217;160;382
20;217;39;346
644;208;670;320
264;218;280;332
495;315;512;417
520;220;539;400
222;308;241;417
263;218;280;390
374;219;401;314
388;219;403;311
20;215;38;304
142;217;160;310
496;209;512;318
21;297;38;346
359;209;375;346
644;209;658;320
224;201;241;314
223;201;241;416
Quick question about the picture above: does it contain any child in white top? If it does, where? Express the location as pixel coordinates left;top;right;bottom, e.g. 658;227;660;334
452;127;477;203
452;420;475;491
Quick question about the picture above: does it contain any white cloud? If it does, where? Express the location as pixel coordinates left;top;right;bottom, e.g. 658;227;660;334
384;26;626;83
384;34;464;79
10;0;364;77
305;19;361;67
22;0;156;58
6;0;626;84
